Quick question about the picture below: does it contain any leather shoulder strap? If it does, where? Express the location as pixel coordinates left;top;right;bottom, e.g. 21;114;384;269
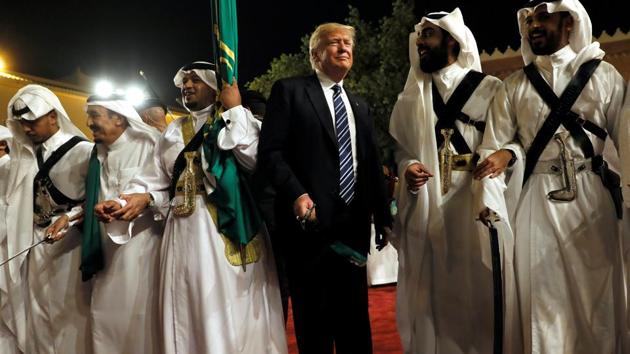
34;136;87;206
523;59;602;183
35;136;85;175
433;70;486;154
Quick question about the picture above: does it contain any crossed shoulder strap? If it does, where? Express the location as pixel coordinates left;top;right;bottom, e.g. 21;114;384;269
522;59;602;183
34;136;86;205
433;70;487;154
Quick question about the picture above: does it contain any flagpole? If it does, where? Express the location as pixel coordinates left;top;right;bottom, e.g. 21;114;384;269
210;0;223;89
138;69;178;122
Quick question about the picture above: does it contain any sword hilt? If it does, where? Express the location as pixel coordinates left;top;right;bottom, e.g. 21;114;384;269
439;129;454;194
547;133;577;202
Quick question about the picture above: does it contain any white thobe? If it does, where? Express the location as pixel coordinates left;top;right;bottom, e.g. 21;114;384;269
20;130;94;354
394;62;516;354
89;129;162;354
617;80;630;348
0;154;22;354
480;45;627;354
123;105;288;354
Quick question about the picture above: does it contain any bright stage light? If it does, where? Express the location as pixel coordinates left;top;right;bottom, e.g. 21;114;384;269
0;57;6;71
94;80;114;97
125;86;147;106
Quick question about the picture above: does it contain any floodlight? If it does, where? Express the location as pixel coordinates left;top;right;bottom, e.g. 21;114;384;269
94;80;114;97
125;86;147;106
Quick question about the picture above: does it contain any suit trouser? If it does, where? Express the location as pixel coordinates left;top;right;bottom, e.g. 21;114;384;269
284;200;372;354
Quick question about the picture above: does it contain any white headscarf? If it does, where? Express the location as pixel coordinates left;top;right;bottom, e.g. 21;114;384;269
173;61;218;91
86;97;159;144
6;85;87;185
414;8;481;78
4;84;87;282
389;7;481;279
394;7;482;165
517;0;604;65
7;84;86;147
0;125;12;152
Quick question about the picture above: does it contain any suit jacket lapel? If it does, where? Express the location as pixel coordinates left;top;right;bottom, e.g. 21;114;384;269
305;75;337;145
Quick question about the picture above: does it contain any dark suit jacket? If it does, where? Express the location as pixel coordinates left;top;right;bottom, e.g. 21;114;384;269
258;74;391;256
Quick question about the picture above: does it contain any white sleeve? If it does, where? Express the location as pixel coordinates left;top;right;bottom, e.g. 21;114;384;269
65;205;83;224
217;105;261;172
477;81;518;159
603;67;627;151
122;135;172;211
394;146;421;174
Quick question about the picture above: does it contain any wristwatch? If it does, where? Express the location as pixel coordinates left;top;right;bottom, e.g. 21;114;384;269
147;193;155;208
506;149;517;167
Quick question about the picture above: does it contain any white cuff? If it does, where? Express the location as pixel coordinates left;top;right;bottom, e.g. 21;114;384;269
217;106;260;150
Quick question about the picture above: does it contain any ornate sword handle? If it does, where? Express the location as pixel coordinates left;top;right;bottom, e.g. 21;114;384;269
173;152;197;217
547;133;577;202
439;129;454;195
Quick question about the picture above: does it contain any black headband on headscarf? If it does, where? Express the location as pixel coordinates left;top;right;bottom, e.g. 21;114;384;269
11;105;31;117
425;12;448;20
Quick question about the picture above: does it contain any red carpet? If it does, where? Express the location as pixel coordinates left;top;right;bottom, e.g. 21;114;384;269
285;284;403;354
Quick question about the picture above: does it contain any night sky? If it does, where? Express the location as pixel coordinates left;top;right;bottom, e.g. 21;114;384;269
0;0;626;108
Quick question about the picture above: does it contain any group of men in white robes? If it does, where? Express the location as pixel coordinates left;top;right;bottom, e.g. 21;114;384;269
390;8;522;354
3;0;630;353
93;62;287;354
391;0;630;353
0;61;288;354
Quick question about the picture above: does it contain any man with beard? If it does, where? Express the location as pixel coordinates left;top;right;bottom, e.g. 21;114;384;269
389;8;521;354
49;95;162;353
5;84;93;354
94;61;288;354
259;22;392;354
475;0;627;352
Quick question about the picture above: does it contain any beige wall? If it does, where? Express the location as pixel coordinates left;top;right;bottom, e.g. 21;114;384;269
482;32;630;81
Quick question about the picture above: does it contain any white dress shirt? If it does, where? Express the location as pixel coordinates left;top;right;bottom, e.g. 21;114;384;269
316;70;358;176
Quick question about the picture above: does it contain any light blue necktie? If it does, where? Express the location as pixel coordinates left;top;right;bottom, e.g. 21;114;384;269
332;84;355;204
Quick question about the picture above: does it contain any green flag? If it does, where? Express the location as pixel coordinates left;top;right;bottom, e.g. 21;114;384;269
208;0;263;263
211;0;238;86
80;147;104;281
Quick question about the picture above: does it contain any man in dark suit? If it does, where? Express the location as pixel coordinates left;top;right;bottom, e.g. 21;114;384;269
258;22;393;354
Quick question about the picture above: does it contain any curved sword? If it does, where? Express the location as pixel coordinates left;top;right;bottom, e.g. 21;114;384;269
0;237;49;268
